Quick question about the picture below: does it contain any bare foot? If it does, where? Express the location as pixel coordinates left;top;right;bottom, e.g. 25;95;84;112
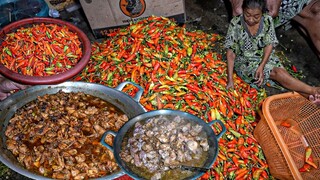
309;94;320;107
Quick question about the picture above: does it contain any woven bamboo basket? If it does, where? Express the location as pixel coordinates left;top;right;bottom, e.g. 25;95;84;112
254;92;319;180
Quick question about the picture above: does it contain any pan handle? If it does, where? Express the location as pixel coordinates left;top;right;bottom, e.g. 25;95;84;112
115;81;144;102
100;130;117;152
207;120;226;139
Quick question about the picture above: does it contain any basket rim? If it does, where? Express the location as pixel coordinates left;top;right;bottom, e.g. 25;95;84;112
262;91;303;180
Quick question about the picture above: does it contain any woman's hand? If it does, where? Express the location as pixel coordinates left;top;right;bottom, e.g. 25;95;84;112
0;75;29;100
226;79;235;89
254;66;265;87
226;82;234;89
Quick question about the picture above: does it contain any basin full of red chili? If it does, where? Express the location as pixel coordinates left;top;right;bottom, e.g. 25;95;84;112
0;23;82;76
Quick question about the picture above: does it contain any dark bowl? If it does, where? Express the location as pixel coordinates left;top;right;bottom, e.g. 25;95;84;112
0;17;91;85
101;109;226;180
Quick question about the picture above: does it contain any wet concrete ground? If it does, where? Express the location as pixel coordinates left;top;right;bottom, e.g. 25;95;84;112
1;0;319;179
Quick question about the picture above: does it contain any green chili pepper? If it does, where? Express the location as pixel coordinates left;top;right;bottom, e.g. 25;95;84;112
64;45;68;52
45;67;54;71
187;47;192;56
56;62;62;68
4;47;12;56
229;128;241;138
46;31;51;38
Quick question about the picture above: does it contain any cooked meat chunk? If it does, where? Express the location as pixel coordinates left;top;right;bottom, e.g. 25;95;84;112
120;115;209;179
5;91;128;179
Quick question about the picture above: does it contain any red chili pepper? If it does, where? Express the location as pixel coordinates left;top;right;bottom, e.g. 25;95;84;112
107;31;118;37
299;163;311;172
239;128;246;135
51;44;63;54
237;138;244;147
184;94;196;100
235;116;243;129
228;166;239;172
260;170;268;178
234;108;242;115
280;121;291;128
306;156;318;169
232;156;239;167
219;99;227;117
247;137;255;145
245;99;252;108
250;146;259;154
227;120;237;130
235;168;248;176
200;172;210;180
125;54;136;62
240;150;249;159
292;65;298;72
186;84;201;93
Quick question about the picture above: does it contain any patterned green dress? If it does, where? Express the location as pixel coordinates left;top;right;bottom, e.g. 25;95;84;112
224;14;283;89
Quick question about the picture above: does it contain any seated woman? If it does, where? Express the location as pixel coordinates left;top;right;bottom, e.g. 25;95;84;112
229;0;320;59
225;0;320;106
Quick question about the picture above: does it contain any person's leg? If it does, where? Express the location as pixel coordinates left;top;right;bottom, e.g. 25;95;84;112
270;67;320;106
266;0;282;17
292;0;320;58
229;0;244;16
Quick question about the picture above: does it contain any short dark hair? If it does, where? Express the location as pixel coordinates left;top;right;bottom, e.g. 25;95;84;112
242;0;266;13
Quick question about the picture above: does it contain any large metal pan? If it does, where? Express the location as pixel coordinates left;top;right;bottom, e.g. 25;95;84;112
101;109;226;180
0;81;147;180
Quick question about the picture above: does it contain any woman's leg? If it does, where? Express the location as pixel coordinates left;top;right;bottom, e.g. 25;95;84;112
270;67;320;106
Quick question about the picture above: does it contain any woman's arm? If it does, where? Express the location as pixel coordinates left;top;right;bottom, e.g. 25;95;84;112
254;44;273;86
255;14;278;86
261;44;273;67
226;49;236;89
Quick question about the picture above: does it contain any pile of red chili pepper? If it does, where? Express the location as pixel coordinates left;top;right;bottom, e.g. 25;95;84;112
0;23;82;76
74;16;271;179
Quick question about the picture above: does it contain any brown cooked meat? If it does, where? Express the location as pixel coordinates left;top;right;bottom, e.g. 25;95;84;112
5;91;128;179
